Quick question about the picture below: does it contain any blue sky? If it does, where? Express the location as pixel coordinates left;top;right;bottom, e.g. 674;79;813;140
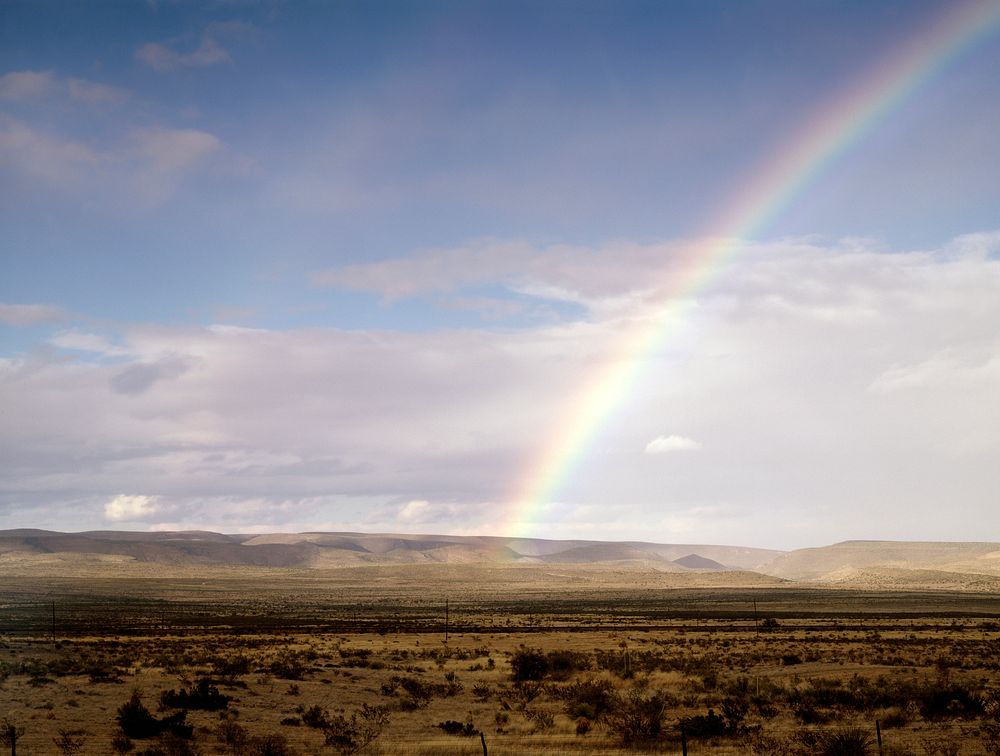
1;1;999;546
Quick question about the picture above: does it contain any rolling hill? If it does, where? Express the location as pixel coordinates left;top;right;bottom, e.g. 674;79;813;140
2;530;998;590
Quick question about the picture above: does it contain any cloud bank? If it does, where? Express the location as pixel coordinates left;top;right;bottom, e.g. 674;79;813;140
2;233;998;546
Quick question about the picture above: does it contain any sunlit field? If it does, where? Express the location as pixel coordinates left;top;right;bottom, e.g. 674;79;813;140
2;569;999;755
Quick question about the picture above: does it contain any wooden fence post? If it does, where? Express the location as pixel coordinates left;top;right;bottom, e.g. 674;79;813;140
876;719;883;756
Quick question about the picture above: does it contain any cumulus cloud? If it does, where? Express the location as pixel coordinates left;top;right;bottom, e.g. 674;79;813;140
104;494;159;521
644;435;703;453
398;499;431;522
136;37;231;72
0;303;64;326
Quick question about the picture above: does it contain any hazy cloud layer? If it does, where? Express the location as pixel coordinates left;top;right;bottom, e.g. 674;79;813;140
136;36;231;72
0;69;229;205
0;303;64;326
2;234;998;546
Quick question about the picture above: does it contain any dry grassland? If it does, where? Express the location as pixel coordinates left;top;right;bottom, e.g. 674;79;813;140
1;566;999;755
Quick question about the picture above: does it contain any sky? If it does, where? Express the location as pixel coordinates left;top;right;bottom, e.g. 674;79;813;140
1;0;999;548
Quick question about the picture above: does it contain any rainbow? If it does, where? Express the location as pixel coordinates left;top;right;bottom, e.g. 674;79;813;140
504;1;1000;537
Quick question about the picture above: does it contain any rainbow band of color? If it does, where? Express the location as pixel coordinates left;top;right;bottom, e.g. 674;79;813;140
506;1;1000;537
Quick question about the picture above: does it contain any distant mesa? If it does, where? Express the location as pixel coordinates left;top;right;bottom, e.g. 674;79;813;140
2;531;999;591
672;553;727;571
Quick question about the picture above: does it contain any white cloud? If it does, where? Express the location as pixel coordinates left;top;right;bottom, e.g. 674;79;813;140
0;303;64;326
0;70;56;99
398;499;431;522
104;494;159;521
130;127;221;173
66;77;129;105
0;70;128;105
644;435;703;453
0;116;100;186
136;37;231;72
50;330;130;356
869;351;1000;393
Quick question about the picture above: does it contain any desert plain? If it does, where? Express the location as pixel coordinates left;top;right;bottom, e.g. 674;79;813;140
1;531;999;755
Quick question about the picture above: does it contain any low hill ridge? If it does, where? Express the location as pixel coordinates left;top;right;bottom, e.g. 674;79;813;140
0;529;779;570
3;531;997;589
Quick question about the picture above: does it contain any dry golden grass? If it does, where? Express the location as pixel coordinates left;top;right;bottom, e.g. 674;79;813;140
1;566;999;754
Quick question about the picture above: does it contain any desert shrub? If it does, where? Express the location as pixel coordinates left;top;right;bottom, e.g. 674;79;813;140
437;719;478;736
546;649;590;680
391;674;441;708
247;733;295;756
339;648;373;668
819;727;875;756
681;708;728;738
472;681;492;701
117;690;193;740
88;660;125;683
53;728;87;755
138;733;201;756
211;654;252;680
160;679;231;711
919;734;963;756
112;731;135;755
606;689;672;746
268;651;308;680
510;648;549;682
0;719;25;752
322;704;390;755
792;701;832;724
513;680;543;709
528;709;555;731
557;677;616;720
443;670;463;695
300;705;329;729
782;654;803;666
919;682;985;720
880;707;910;728
760;618;780;631
741;730;798;755
216;718;248;755
575;717;591;735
